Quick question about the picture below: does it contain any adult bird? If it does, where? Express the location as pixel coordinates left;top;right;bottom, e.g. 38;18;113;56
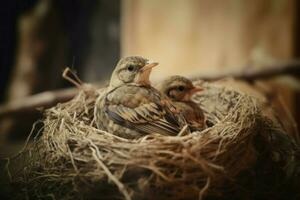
96;56;188;139
156;75;206;131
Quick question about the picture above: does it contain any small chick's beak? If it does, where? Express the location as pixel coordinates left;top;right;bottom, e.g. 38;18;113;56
136;61;159;85
183;86;203;101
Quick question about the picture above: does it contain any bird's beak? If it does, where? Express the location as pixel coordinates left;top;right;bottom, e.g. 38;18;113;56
183;86;203;101
190;86;203;94
136;62;159;85
142;61;159;72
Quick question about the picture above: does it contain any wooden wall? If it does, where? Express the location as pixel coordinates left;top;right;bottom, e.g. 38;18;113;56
121;0;295;81
121;0;299;136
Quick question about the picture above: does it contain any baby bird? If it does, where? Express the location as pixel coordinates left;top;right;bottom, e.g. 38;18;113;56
156;75;206;131
96;56;188;139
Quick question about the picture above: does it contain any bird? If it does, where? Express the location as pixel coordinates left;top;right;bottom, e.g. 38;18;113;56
95;56;188;139
156;75;206;132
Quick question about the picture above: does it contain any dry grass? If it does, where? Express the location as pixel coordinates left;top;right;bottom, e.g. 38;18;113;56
6;81;298;200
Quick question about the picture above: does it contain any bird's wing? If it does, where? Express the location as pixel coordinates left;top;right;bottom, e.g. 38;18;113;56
105;102;182;136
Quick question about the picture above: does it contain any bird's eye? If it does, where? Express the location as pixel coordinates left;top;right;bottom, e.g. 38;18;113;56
178;86;185;91
127;65;134;71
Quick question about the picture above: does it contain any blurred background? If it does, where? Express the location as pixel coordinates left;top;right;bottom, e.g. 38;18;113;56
0;0;300;151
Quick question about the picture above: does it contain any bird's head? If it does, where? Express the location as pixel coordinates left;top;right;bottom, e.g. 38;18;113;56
157;75;203;102
109;56;158;88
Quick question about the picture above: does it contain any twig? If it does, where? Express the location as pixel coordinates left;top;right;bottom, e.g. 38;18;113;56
67;144;79;173
89;142;131;200
198;177;211;200
11;120;43;158
177;125;188;136
62;67;83;88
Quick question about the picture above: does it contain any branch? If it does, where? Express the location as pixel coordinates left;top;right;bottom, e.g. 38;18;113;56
191;60;300;81
0;61;299;119
0;88;78;119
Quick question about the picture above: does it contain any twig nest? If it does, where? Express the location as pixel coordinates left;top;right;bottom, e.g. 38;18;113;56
8;81;300;200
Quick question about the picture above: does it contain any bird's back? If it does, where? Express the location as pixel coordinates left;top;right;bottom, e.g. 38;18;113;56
106;84;161;108
96;84;188;138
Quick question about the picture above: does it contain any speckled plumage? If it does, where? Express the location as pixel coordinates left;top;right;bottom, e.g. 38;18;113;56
157;75;206;131
96;57;188;139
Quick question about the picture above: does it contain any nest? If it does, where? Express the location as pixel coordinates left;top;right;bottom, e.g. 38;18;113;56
7;81;300;200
